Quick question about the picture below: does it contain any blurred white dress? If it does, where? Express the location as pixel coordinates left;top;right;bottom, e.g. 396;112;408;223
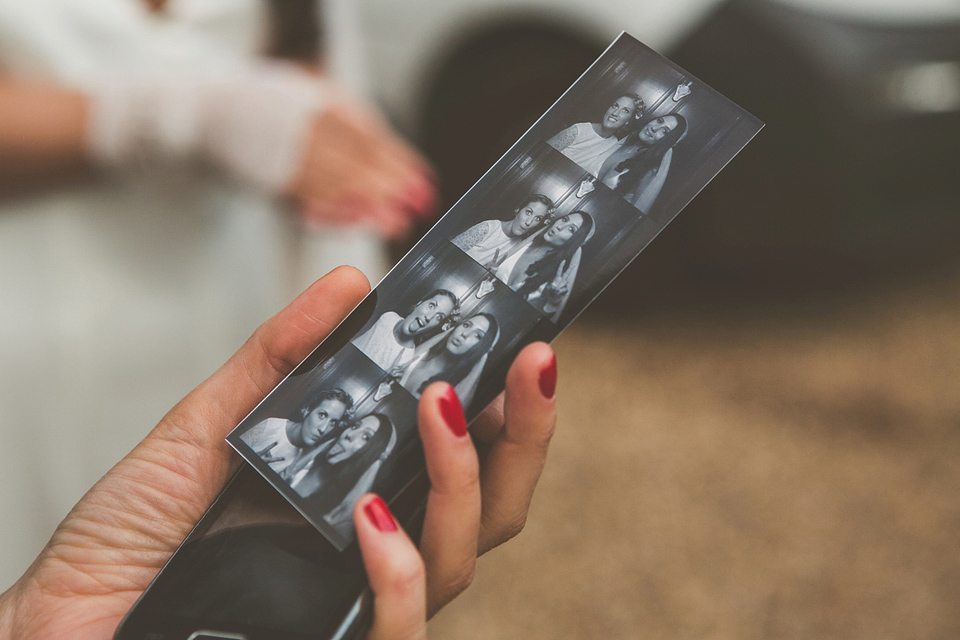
0;0;382;587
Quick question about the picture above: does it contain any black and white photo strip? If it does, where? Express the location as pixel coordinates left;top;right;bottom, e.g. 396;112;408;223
228;33;761;549
433;143;657;326
228;341;418;549
533;34;763;226
229;235;551;549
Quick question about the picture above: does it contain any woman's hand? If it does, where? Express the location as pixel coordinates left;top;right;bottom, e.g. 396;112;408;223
354;338;557;637
290;92;436;238
0;266;556;638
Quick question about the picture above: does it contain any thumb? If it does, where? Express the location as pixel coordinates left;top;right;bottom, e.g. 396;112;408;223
154;266;369;451
42;266;370;567
125;266;368;524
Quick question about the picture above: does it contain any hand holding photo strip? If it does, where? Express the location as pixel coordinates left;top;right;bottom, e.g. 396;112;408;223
227;32;763;550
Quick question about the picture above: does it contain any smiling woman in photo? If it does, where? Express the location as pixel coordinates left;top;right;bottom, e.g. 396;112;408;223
598;113;688;213
353;289;461;370
452;194;556;267
398;313;501;408
493;212;596;322
547;94;646;175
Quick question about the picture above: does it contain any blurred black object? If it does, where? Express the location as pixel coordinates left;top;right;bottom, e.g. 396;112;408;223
404;0;960;317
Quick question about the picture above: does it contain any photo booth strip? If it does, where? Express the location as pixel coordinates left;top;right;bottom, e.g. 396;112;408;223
227;32;763;550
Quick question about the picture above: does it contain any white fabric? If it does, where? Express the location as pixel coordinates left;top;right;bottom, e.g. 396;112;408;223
0;0;381;588
452;219;515;267
549;122;623;176
239;417;301;474
493;244;528;288
87;62;330;192
352;311;415;371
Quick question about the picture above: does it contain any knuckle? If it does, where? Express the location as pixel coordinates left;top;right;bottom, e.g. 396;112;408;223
389;555;426;595
250;323;297;378
485;397;506;425
500;514;527;542
529;417;556;449
440;562;476;601
436;463;481;498
482;506;528;549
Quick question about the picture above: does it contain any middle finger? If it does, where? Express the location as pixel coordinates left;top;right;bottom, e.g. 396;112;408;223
416;382;482;616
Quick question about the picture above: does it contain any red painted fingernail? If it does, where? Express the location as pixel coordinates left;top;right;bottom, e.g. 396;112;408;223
539;354;557;399
364;495;397;532
439;386;468;437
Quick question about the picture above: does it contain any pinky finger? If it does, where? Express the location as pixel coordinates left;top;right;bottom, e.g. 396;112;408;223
355;495;427;640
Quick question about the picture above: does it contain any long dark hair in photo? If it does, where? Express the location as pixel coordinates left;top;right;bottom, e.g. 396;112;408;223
613;113;687;197
302;413;394;515
417;313;500;394
516;212;595;299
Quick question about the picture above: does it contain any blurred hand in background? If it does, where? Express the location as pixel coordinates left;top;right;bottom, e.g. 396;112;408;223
0;67;435;239
0;0;429;590
291;85;436;238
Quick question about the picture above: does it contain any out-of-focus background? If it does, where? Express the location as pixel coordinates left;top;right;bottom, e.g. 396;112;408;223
351;0;960;637
2;0;960;636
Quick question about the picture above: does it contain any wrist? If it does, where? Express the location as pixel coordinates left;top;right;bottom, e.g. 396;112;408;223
85;75;208;169
201;61;329;192
84;62;328;193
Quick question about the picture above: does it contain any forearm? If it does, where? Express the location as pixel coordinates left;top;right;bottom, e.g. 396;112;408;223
0;79;89;181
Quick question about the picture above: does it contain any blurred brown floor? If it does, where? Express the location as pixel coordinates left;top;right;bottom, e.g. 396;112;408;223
430;276;960;639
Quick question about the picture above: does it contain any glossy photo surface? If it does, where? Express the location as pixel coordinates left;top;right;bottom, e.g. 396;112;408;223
227;33;763;550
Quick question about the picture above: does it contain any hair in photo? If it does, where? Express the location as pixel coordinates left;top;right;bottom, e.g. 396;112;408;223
522;193;557;216
516;211;596;299
611;113;688;197
615;92;647;137
414;312;500;395
290;387;355;423
300;413;395;514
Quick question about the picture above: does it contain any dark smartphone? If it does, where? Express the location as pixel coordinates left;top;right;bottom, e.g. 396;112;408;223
113;464;429;640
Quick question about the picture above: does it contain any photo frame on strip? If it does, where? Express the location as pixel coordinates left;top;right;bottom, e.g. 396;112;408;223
227;32;764;550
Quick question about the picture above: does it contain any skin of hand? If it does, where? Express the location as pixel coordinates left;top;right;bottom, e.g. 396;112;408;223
0;266;557;639
290;91;438;239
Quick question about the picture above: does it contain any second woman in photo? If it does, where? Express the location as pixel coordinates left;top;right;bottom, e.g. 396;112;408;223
293;413;398;536
493;211;596;322
396;313;500;408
